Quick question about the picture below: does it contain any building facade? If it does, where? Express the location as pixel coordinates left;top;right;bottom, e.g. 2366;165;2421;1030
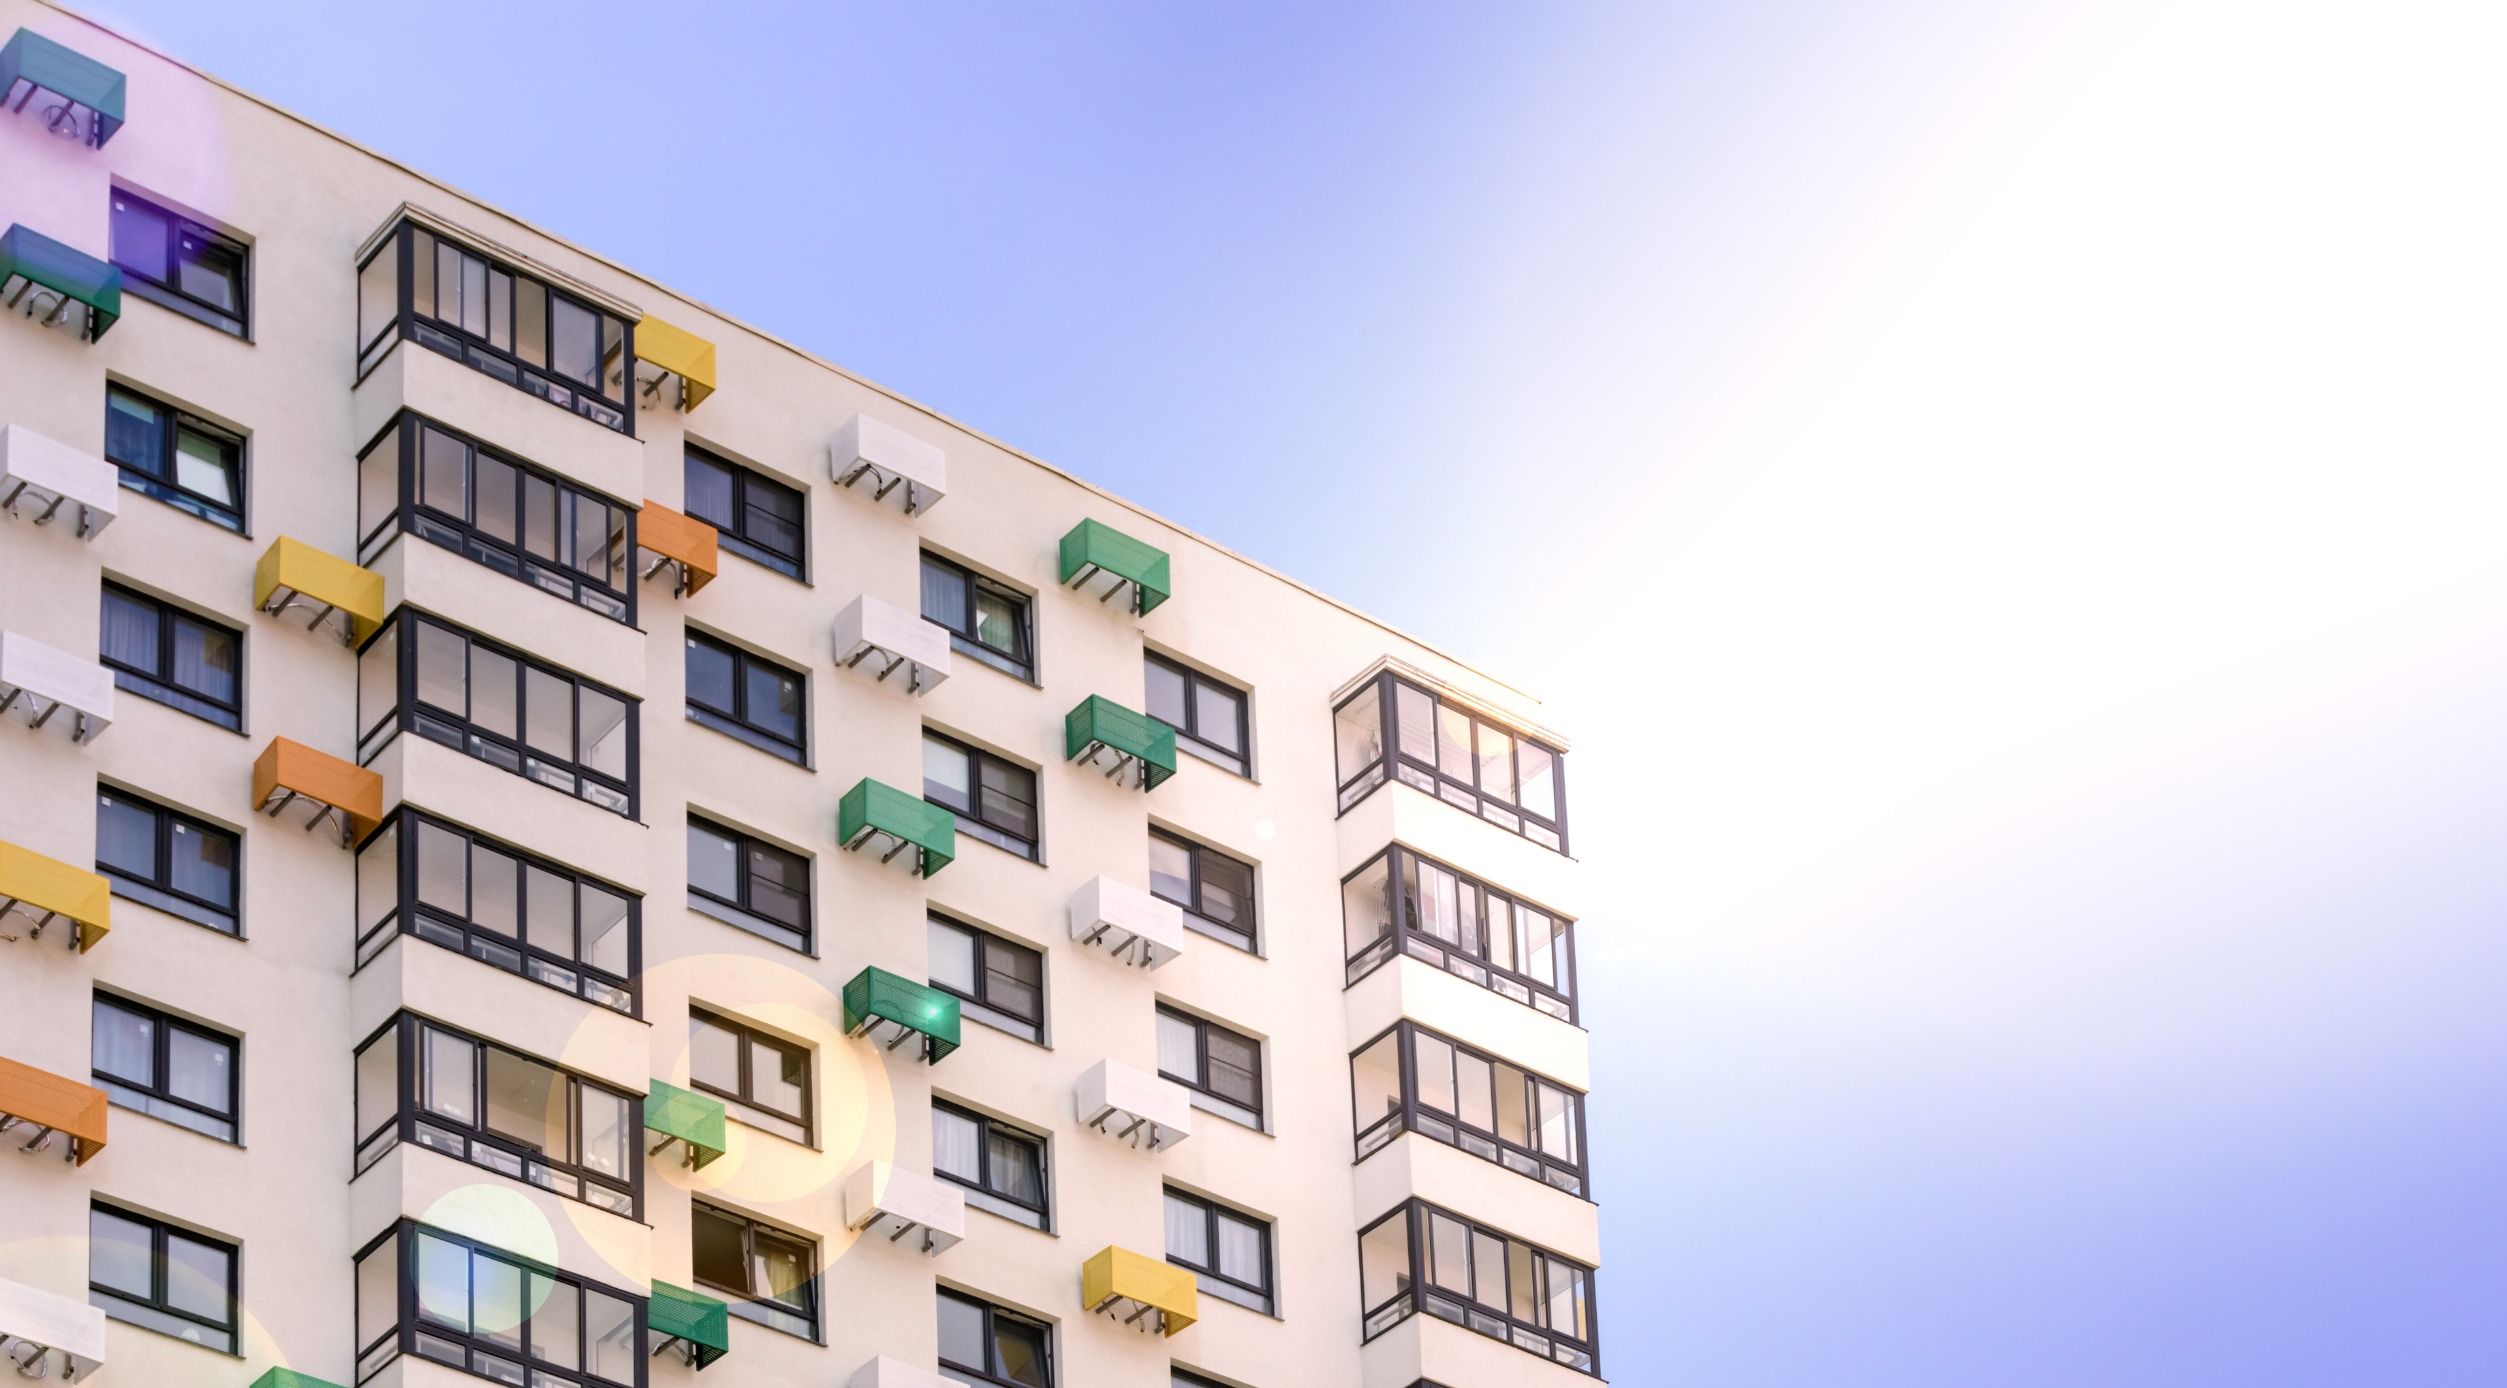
0;5;1599;1387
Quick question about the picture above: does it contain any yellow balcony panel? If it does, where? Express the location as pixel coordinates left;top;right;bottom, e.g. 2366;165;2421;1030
1082;1245;1196;1338
630;316;716;412
0;1054;106;1164
253;737;383;846
0;840;108;952
255;537;384;646
633;501;718;597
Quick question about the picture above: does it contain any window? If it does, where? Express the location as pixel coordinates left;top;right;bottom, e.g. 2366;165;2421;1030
110;189;247;337
932;1100;1049;1228
692;1202;817;1341
103;383;243;532
92;994;238;1143
357;613;637;817
353;809;640;1015
684;632;806;763
356;413;635;623
1147;830;1257;951
1164;1188;1274;1314
688;1009;809;1144
355;218;634;433
1350;1022;1588;1196
1355;1200;1597;1375
936;1289;1051;1388
1144;653;1250;776
1342;845;1576;1022
923;731;1038;861
1334;673;1568;852
354;1015;641;1219
99;583;242;729
685;816;810;952
927;915;1043;1043
88;1204;238;1354
354;1221;643;1387
1155;1006;1263;1129
684;445;805;578
920;552;1034;681
94;788;238;934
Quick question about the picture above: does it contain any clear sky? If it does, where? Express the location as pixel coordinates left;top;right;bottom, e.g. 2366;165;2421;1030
69;0;2507;1381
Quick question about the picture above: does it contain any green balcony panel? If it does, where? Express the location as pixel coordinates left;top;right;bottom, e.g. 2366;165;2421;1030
1067;695;1178;791
647;1281;730;1369
250;1371;350;1388
1;28;126;147
843;966;961;1064
644;1080;727;1170
1059;518;1171;615
0;225;120;341
838;777;955;878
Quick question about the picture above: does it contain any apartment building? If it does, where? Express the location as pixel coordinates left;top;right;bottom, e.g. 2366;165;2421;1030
0;5;1599;1387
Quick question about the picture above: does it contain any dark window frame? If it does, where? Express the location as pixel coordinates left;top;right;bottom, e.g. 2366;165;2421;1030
926;913;1045;1043
88;1202;240;1356
1156;1004;1265;1128
102;382;245;533
1334;673;1569;854
1148;828;1258;951
98;581;243;730
684;814;812;954
1144;652;1251;776
1355;1198;1600;1375
931;1098;1051;1226
1163;1186;1276;1315
919;550;1036;681
691;1200;821;1342
683;630;807;764
688;1008;812;1140
1342;843;1578;1023
109;187;249;338
922;729;1040;861
1350;1021;1590;1198
93;786;240;935
91;992;240;1144
683;444;806;579
354;1219;648;1387
937;1288;1054;1388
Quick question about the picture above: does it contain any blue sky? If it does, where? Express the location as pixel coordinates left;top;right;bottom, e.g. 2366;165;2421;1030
74;0;2507;1381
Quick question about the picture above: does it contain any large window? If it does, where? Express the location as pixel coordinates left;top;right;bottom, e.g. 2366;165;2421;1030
688;1008;810;1145
92;994;239;1143
1156;1005;1263;1130
100;582;242;729
357;413;635;623
1334;672;1567;852
1357;1199;1597;1374
1164;1187;1274;1315
685;631;806;763
937;1289;1052;1388
927;914;1044;1043
692;1202;818;1341
1145;653;1250;776
920;552;1034;681
685;816;811;953
356;218;634;434
104;383;243;532
357;613;637;817
89;1204;238;1354
354;809;639;1015
110;188;247;337
95;787;239;935
932;1099;1049;1229
354;1220;644;1387
684;445;805;578
354;1014;640;1219
1350;1022;1587;1197
923;731;1038;861
1148;829;1256;951
1343;845;1576;1022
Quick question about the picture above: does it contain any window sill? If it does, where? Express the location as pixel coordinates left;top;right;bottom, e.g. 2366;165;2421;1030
1184;1273;1279;1319
946;635;1037;686
687;895;812;956
1178;1092;1267;1135
686;708;808;767
1175;738;1252;780
954;1184;1051;1232
91;1299;241;1358
715;534;809;584
115;473;246;538
944;994;1046;1048
715;1293;821;1344
121;277;250;341
103;880;240;939
713;1099;813;1151
1180;914;1261;957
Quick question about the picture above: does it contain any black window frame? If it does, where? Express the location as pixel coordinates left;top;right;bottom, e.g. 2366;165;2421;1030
354;1013;644;1220
93;786;240;935
1349;1021;1590;1198
91;992;240;1144
690;1200;820;1342
1342;843;1578;1023
937;1288;1054;1388
356;612;640;819
98;581;244;730
683;629;807;764
919;550;1035;682
1155;1004;1264;1129
353;808;642;1016
931;1098;1051;1228
684;814;812;954
1163;1186;1276;1315
1147;828;1258;952
357;412;637;625
109;187;249;338
682;443;806;579
1144;652;1251;776
926;913;1045;1044
1334;672;1569;854
355;218;636;435
88;1202;240;1356
102;382;245;533
1355;1198;1599;1375
687;1007;812;1142
922;729;1040;862
354;1219;647;1388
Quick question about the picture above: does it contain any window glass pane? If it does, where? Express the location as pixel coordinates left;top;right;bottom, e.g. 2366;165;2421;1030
746;842;806;929
749;1036;806;1117
982;938;1040;1020
92;1000;155;1085
1164;1192;1208;1267
1546;1256;1587;1339
1455;1051;1495;1132
100;588;159;671
935;1292;986;1368
1428;1213;1471;1293
416;622;466;715
1199;852;1252;927
581;888;630;976
551;298;600;387
514;280;548;368
104;390;165;477
111;196;169;281
745;479;803;558
473;1251;524;1350
977;759;1036;839
166;1027;234;1112
420;426;467;517
484;1047;564;1154
1335;690;1383;783
472;455;518;544
1351;1033;1400;1131
359;433;398;541
688;1015;740;1093
423;1029;478;1124
486;270;513;352
742;660;801;741
356;1027;398;1138
162;1233;231;1322
1519;743;1559;821
1494;1065;1532;1146
583;1290;636;1383
175;238;242;312
411;231;438;315
1536;1082;1578;1163
356;1238;396;1350
1216;1212;1264;1286
172;428;235;506
1206;1029;1259;1108
167;820;234;907
472;844;518;936
1485;896;1517;973
1509;1240;1540;1324
994;1320;1048;1388
357;821;398;936
95;793;158;879
1194;681;1243;752
1478;725;1516;802
171;617;239;704
988;1129;1043;1205
1147;836;1191;905
416;821;468;913
927;919;977;995
90;1209;156;1297
919;557;967;633
526;865;573;957
972;586;1021;655
690;1205;746;1292
684;452;733;529
1436;706;1476;780
573;496;616;586
524;475;561;562
753;1232;812;1310
932;1106;981;1184
525;668;573;756
687;821;740;902
1359;1214;1411;1309
1144;660;1188;727
1342;857;1392;958
1156;1012;1198;1082
471;648;521;740
528;1273;579;1369
1415;860;1462;945
415;1232;470;1329
1415;1034;1456;1114
1522;909;1562;988
922;738;972;812
686;637;734;713
579;691;628;779
1393;684;1435;765
458;253;489;336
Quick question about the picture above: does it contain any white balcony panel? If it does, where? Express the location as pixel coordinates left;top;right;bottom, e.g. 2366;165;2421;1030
0;1273;106;1381
1076;1058;1191;1152
850;1356;957;1388
0;631;113;743
0;422;115;538
830;414;945;516
832;594;951;695
842;1159;966;1255
1068;874;1185;969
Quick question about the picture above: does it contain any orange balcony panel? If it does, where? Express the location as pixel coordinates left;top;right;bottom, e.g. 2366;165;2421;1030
0;1054;107;1164
253;737;383;845
635;501;718;597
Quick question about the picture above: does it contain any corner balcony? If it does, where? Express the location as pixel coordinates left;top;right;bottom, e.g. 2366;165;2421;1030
0;421;114;537
0;631;111;744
